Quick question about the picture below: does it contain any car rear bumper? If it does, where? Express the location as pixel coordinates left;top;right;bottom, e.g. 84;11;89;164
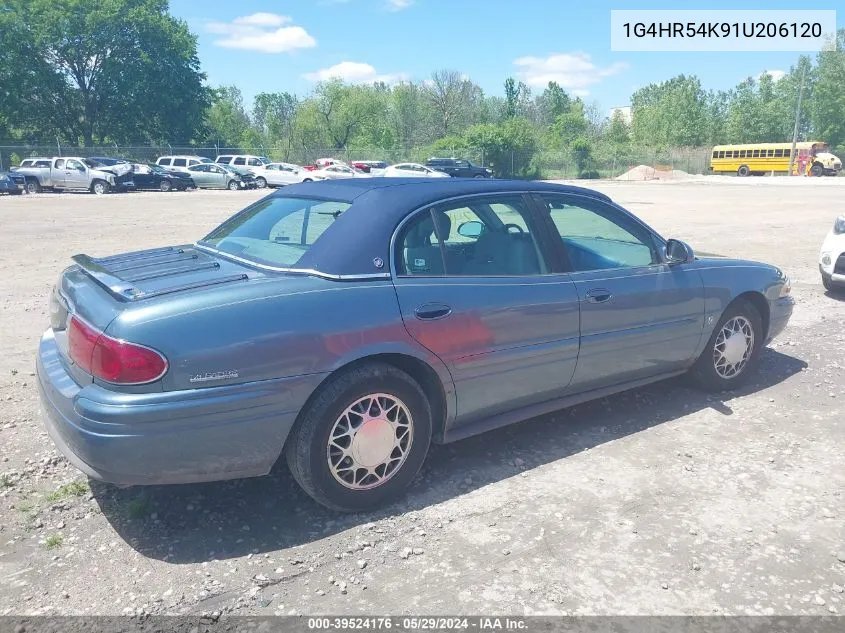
36;329;326;486
766;296;794;344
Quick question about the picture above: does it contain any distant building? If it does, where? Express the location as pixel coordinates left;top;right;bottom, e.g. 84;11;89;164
609;106;632;124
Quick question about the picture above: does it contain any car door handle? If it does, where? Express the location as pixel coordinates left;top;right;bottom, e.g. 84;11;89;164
585;288;613;304
414;303;452;320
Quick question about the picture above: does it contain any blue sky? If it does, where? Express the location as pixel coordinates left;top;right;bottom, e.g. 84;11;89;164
169;0;842;115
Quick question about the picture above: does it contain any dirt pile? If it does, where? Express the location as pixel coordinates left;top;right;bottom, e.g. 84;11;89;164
616;165;695;181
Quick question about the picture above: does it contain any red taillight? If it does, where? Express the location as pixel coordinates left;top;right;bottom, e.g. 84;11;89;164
68;315;167;384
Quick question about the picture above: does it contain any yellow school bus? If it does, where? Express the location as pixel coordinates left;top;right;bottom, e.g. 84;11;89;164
709;141;841;177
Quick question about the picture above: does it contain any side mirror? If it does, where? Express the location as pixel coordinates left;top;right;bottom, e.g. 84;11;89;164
457;220;484;238
665;238;694;264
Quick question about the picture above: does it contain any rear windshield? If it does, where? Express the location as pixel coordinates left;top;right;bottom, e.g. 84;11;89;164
200;196;351;269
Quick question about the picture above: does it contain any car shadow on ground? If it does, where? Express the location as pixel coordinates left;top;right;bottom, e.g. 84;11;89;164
93;348;806;564
823;289;845;302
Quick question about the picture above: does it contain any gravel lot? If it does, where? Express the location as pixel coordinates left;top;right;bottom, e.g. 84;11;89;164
0;180;843;617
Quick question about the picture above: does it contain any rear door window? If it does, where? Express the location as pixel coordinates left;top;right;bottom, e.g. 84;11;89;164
158;158;171;166
234;157;246;165
173;158;187;167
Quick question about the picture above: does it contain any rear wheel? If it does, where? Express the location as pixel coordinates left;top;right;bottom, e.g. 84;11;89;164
285;363;432;512
737;165;750;177
810;163;823;177
255;177;267;189
302;178;313;182
227;179;240;191
91;180;109;195
25;179;40;194
159;179;172;192
688;298;762;391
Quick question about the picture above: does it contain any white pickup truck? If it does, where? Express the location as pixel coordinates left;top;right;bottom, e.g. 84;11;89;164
13;157;120;194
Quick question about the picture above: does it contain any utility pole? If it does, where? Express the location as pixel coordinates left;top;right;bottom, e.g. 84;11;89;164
788;64;807;176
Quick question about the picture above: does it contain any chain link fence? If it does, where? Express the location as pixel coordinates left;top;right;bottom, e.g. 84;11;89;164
0;143;712;180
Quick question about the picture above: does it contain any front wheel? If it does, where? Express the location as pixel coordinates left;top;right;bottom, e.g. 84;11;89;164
91;180;109;195
255;177;267;189
26;179;41;194
810;163;824;177
737;165;750;177
302;178;313;182
159;179;172;192
285;363;432;512
228;179;240;191
688;298;762;391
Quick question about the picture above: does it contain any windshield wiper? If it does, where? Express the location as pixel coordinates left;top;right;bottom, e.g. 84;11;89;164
317;210;344;219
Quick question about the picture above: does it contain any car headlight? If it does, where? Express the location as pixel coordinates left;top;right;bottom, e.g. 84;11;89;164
822;253;832;266
834;215;845;234
779;275;792;297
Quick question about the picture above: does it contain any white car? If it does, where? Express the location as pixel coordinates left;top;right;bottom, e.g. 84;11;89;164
156;155;214;174
383;163;450;178
310;164;372;180
819;215;845;292
261;162;326;186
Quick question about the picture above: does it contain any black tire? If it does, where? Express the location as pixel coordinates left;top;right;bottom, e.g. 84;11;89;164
473;174;485;179
285;363;432;512
822;275;833;291
159;179;172;192
810;163;823;177
255;177;267;189
91;180;109;195
737;165;750;177
302;178;313;182
227;179;240;191
688;298;763;392
25;179;41;194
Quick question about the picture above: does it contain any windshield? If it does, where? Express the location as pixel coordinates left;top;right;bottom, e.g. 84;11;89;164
199;196;351;268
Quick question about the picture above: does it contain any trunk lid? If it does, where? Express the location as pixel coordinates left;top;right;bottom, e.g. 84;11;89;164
52;245;262;363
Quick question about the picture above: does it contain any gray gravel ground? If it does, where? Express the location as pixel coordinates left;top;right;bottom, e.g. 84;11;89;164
0;180;843;617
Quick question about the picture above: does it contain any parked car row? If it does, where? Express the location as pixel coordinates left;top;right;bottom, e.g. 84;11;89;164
6;154;494;196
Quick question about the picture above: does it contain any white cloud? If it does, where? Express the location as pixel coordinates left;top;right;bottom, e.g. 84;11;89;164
758;69;786;82
233;12;289;27
207;13;316;53
303;61;408;84
513;52;628;96
385;0;414;11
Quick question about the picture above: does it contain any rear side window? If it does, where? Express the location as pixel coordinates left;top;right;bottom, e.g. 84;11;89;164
201;197;351;268
173;159;187;167
54;159;65;169
396;196;546;276
233;157;246;165
158;158;171;166
217;156;233;164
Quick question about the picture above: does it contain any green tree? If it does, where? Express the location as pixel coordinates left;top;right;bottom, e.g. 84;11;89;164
253;92;298;150
631;75;708;146
504;77;519;119
607;110;630;148
810;29;845;148
2;0;209;145
571;138;592;173
462;118;538;178
313;80;382;149
537;82;571;126
552;99;588;147
205;86;252;148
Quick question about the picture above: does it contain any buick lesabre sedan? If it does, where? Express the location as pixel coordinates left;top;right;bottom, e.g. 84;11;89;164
37;179;794;511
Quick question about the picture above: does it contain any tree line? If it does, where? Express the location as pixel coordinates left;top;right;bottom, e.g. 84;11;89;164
1;0;844;177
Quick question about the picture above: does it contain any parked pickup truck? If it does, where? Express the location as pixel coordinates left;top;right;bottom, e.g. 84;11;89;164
14;157;121;194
